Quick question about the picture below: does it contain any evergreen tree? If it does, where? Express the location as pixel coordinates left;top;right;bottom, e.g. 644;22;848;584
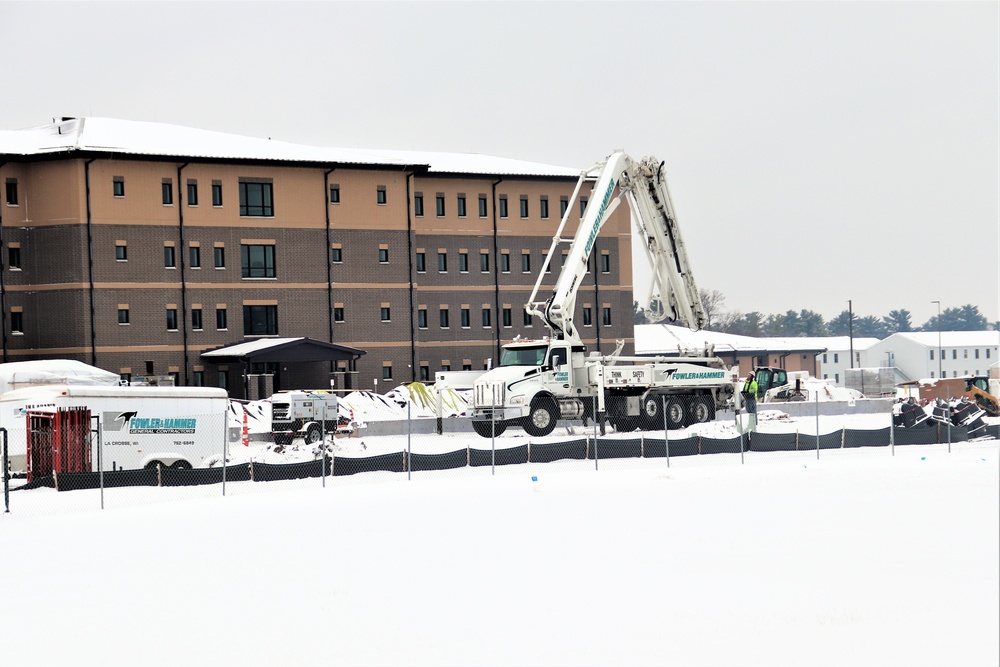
883;309;913;334
855;315;887;338
921;304;988;331
828;310;854;336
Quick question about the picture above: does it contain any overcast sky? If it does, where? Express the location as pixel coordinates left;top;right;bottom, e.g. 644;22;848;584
3;1;997;328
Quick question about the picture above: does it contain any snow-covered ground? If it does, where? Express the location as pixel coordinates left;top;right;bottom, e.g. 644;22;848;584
1;442;997;667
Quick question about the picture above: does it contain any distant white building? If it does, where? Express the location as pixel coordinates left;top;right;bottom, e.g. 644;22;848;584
792;336;881;385
865;331;1000;382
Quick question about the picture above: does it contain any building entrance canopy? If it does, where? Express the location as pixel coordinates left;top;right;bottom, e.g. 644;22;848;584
200;337;366;364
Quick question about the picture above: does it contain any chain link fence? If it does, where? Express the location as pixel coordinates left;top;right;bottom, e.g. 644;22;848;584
4;386;998;516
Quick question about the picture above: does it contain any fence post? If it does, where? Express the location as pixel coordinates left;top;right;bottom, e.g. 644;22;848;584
593;395;599;471
406;399;411;481
95;415;104;510
322;404;327;488
815;391;820;460
2;428;8;513
890;403;895;456
663;396;670;467
222;404;229;497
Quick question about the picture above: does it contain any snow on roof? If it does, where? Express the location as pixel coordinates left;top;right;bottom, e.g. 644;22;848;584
0;359;121;394
634;324;830;356
773;336;880;352
0;117;581;178
201;337;306;358
887;330;1000;348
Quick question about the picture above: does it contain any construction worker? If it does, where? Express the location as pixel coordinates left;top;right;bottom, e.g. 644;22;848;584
741;372;758;416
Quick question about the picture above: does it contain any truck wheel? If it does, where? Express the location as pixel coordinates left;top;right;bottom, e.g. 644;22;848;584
641;395;663;429
686;395;714;425
524;399;557;437
304;425;322;444
665;397;686;430
473;421;507;437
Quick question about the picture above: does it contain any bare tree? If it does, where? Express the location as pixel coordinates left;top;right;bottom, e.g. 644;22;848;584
699;288;726;330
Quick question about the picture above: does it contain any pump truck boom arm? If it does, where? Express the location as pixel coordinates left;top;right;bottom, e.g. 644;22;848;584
526;151;706;343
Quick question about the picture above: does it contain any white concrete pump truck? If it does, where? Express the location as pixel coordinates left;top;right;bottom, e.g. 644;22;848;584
471;151;736;438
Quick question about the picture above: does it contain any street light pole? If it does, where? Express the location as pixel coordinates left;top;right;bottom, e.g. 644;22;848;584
848;299;854;369
931;300;942;378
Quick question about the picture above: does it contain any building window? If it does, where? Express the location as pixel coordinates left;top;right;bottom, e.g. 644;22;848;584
113;176;125;198
523;310;532;326
834;353;839;363
482;307;491;327
582;308;592;327
929;350;934;360
191;308;203;330
440;308;449;328
8;247;20;270
436;193;445;217
501;252;510;273
499;195;508;218
601;254;610;273
241;244;276;278
10;311;23;334
416;252;426;272
243;305;278;336
166;308;178;331
437;252;447;272
192;371;204;387
212;181;223;206
418;308;428;329
214;246;225;268
835;373;840;383
216;308;227;330
115;243;127;261
502;307;512;327
379;247;389;263
381;306;391;322
540;196;549;219
964;349;968;359
580;197;588;216
118;308;130;325
189;246;201;269
952;349;957;359
463;362;472;371
478;194;488;217
164;245;176;268
219;370;229;390
331;246;342;263
521;252;530;273
382;365;393;380
461;308;470;328
377;185;387;205
419;366;430;382
187;180;198;206
457;194;467;217
480;252;489;273
162;180;173;205
560;196;568;217
975;349;980;359
602;306;612;326
239;181;273;217
120;372;132;385
459;252;468;273
414;193;424;216
520;195;528;218
329;184;340;204
4;180;17;206
334;306;344;323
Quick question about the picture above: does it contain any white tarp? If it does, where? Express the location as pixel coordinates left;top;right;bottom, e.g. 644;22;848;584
0;359;121;394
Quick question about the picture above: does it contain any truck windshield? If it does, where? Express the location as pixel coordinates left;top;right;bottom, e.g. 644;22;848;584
500;345;548;366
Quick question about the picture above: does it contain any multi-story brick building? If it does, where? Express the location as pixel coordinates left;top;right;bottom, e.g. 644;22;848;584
0;117;635;398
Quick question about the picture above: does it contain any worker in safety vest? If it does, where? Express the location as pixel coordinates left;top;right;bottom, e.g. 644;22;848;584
741;372;758;415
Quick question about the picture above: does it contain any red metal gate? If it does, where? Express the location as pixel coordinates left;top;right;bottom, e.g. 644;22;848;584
26;408;92;482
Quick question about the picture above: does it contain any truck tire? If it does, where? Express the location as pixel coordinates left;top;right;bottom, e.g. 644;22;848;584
641;395;663;429
524;399;558;437
686;395;714;425
473;420;507;437
664;397;686;430
304;425;322;445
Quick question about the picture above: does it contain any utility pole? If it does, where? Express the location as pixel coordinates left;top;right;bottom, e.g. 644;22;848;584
848;299;854;369
932;300;942;378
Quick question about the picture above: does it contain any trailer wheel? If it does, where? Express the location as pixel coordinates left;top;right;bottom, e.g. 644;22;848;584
145;460;163;470
304;425;323;445
524;399;557;437
686;395;715;425
170;460;192;470
473;420;507;437
664;397;686;430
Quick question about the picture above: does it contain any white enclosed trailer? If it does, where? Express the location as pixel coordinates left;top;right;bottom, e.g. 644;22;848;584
1;385;229;473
